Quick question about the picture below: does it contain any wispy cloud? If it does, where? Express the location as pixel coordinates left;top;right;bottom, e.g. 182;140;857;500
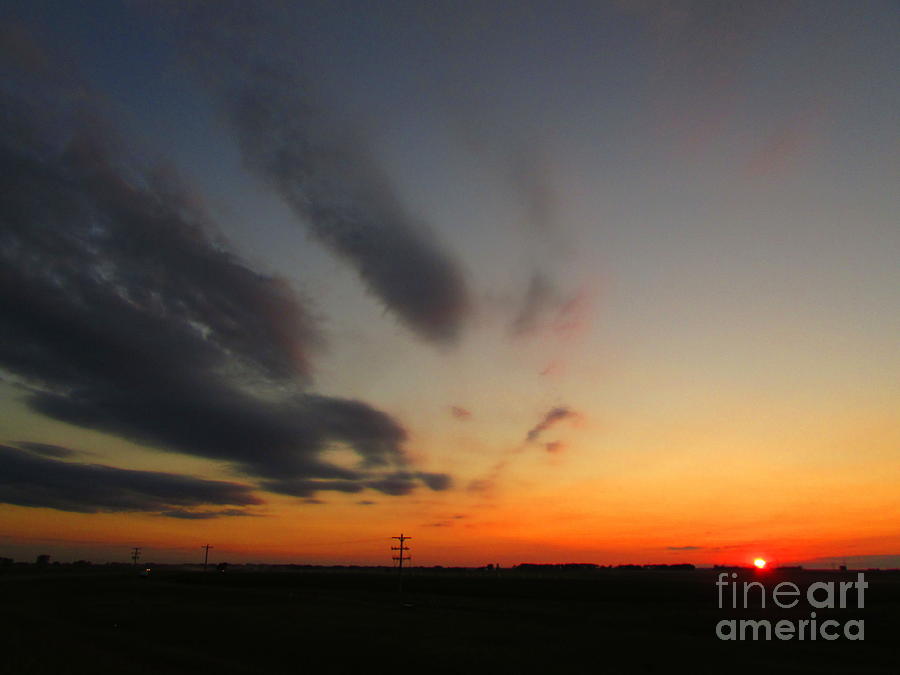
525;406;580;443
509;272;558;336
468;406;582;492
450;406;472;420
744;107;822;178
509;273;593;341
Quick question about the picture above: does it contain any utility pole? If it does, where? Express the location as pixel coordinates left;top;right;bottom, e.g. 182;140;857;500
391;534;411;593
130;547;142;567
201;544;213;572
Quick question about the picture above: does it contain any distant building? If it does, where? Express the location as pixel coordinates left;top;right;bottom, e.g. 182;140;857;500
35;554;50;566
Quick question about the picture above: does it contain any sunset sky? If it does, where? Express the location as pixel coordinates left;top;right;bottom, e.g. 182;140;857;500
1;1;897;568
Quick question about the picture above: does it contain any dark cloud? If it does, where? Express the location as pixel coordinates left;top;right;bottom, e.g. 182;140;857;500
264;471;450;498
173;3;470;344
259;479;365;498
0;445;261;516
0;33;450;500
162;508;261;520
544;441;565;454
525;406;579;443
367;471;453;497
14;442;79;459
258;471;451;498
666;546;702;551
356;500;377;506
416;472;454;492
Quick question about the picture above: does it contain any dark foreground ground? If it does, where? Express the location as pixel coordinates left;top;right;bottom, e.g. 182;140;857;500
1;566;898;674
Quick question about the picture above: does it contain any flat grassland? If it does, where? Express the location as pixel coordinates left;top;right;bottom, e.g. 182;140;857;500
2;567;897;674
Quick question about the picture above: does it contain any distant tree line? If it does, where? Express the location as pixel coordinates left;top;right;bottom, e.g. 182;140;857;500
515;563;696;570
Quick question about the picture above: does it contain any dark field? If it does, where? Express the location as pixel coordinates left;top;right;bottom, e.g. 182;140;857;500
2;566;898;674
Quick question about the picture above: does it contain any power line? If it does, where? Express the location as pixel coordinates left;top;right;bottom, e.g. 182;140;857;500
201;544;214;572
130;547;142;567
391;533;411;593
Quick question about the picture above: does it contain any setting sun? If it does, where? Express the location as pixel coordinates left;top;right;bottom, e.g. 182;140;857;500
754;558;767;569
